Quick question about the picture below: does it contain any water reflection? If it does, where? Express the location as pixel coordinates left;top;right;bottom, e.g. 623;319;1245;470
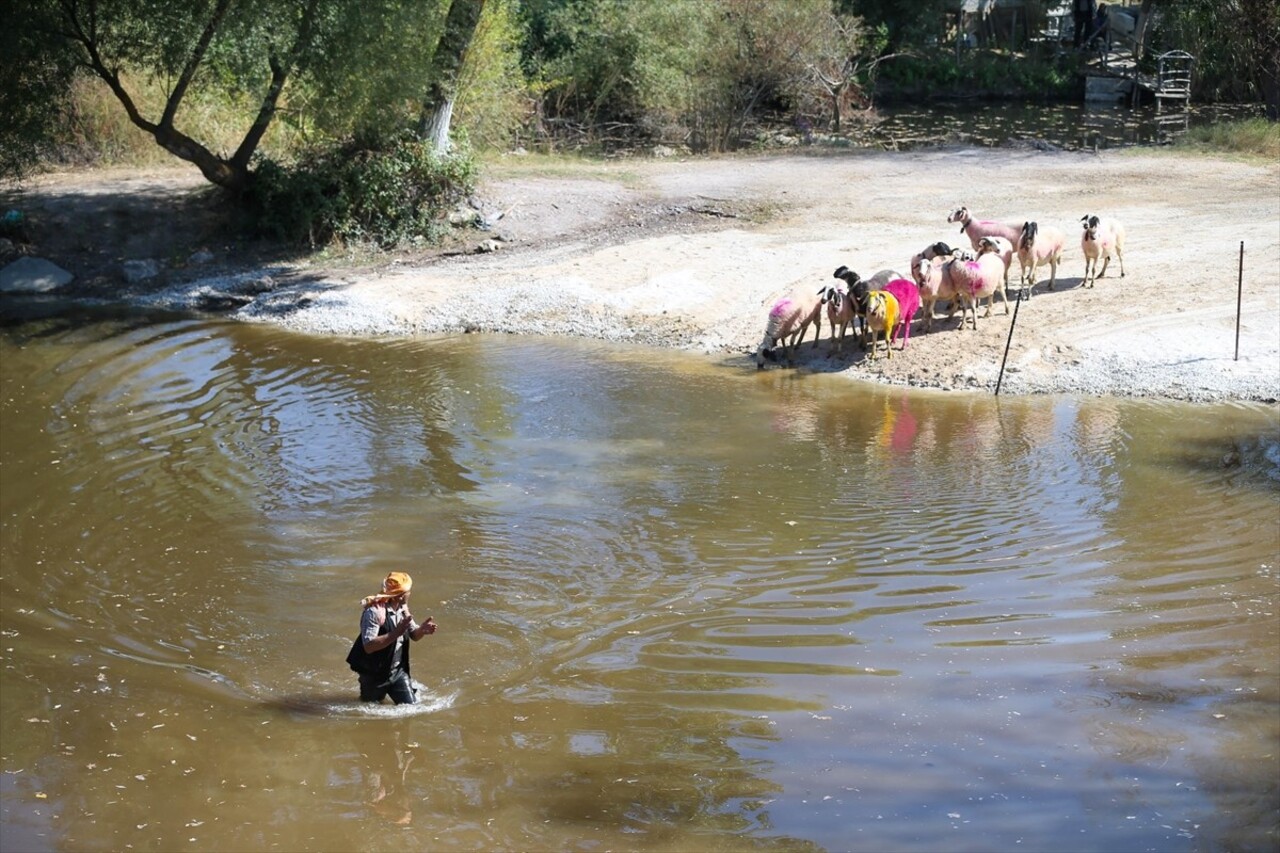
1;308;1277;851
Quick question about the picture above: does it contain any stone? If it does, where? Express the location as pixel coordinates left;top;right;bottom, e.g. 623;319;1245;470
189;249;215;265
122;259;161;283
0;256;74;293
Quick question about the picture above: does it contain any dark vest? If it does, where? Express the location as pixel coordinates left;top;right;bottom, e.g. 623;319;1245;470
346;606;411;682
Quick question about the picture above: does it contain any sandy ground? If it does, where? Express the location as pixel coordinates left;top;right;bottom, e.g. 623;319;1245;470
5;147;1279;402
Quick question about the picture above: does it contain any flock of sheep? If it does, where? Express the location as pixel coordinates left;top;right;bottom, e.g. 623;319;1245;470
754;206;1127;367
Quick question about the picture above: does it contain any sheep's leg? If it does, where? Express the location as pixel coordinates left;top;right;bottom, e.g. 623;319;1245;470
1097;254;1110;279
1116;245;1125;277
1048;255;1059;291
999;282;1009;315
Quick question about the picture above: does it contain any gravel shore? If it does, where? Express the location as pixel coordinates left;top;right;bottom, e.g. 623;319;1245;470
12;148;1280;403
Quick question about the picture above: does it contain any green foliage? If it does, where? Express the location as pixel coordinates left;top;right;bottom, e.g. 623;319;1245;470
0;1;79;179
1148;0;1280;112
242;133;477;247
836;0;957;53
876;49;1075;101
453;0;535;151
1176;118;1280;160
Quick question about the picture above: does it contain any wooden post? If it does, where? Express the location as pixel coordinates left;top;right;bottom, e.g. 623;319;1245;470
1235;241;1244;361
995;287;1025;396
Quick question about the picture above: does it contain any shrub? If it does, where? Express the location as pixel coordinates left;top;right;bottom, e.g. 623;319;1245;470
243;133;478;248
1177;118;1280;160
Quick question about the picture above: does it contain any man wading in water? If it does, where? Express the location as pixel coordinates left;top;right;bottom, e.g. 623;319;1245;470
347;572;437;704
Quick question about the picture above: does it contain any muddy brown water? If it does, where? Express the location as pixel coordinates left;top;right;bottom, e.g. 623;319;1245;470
1;306;1277;852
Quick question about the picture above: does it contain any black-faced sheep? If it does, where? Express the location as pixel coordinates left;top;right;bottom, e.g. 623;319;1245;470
820;284;859;355
1080;214;1126;287
833;265;906;351
755;284;824;368
1016;220;1067;294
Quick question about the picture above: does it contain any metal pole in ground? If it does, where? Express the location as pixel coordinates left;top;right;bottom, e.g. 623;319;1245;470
995;286;1025;396
1235;241;1244;361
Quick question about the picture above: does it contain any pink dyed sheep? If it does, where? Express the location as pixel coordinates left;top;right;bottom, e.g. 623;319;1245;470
881;277;922;351
1079;214;1126;287
1016;220;1067;294
947;206;1024;252
754;285;824;368
941;252;1008;330
913;256;960;333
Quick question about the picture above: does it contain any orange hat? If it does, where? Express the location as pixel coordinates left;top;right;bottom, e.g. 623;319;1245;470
382;572;412;596
361;572;413;608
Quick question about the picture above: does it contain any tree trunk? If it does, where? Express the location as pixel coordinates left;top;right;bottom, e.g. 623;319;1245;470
416;0;486;151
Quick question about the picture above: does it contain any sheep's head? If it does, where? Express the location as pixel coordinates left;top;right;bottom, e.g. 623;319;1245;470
833;265;860;287
923;241;952;260
865;291;887;320
819;285;842;306
976;237;998;255
1019;221;1038;249
850;280;871;312
1081;215;1101;242
947;206;969;225
913;256;933;285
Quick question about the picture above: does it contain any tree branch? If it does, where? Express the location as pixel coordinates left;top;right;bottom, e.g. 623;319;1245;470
230;0;321;171
161;0;234;129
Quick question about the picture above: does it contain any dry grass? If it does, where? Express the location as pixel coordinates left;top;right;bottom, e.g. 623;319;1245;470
51;71;308;168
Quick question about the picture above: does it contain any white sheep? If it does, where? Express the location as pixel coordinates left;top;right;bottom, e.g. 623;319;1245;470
913;255;960;333
1016;220;1067;295
754;284;824;368
941;252;1008;330
1080;214;1126;287
976;235;1015;290
947;206;1025;252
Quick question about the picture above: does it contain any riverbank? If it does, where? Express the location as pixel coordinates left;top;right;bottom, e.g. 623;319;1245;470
3;147;1278;402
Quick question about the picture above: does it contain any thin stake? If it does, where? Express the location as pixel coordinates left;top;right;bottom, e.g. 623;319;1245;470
1235;241;1244;361
995;286;1024;396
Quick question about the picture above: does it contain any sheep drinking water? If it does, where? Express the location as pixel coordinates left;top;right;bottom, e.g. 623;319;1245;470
754;284;824;368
